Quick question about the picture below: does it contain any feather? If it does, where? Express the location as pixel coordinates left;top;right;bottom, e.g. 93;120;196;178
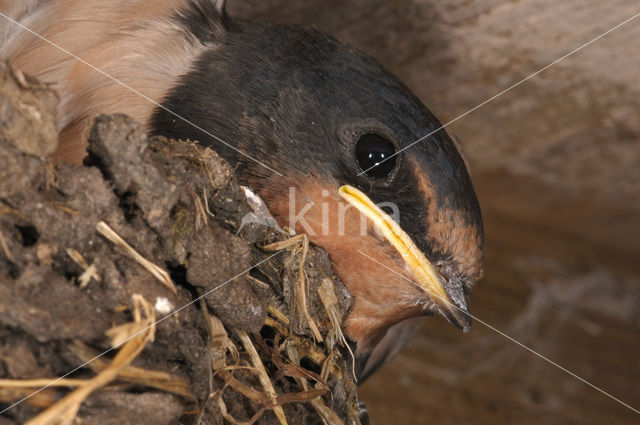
0;0;225;163
359;317;425;382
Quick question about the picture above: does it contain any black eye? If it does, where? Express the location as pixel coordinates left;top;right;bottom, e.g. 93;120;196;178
355;133;397;179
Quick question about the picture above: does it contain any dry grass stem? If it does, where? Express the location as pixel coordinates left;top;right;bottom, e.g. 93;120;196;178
0;387;58;409
65;248;89;270
77;264;99;288
0;379;87;388
0;203;26;262
51;203;79;216
285;340;344;425
268;305;291;326
96;221;176;293
202;188;215;218
192;190;208;230
66;248;102;288
318;278;356;381
68;342;195;401
265;308;337;373
0;229;13;261
263;235;323;342
24;295;156;425
237;330;288;425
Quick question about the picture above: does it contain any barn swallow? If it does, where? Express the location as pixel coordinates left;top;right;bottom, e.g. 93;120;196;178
0;0;484;381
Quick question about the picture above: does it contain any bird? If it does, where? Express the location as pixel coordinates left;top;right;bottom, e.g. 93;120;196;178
0;0;484;383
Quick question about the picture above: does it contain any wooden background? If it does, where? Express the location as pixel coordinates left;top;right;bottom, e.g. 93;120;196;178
230;1;640;424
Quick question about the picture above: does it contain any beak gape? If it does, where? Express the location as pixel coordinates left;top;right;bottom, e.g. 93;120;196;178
338;185;471;332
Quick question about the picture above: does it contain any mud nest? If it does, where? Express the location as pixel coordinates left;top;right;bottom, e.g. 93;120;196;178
0;62;360;425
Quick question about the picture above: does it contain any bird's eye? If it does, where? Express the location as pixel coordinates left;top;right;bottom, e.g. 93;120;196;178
355;133;397;179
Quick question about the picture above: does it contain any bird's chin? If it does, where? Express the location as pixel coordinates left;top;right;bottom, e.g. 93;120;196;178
348;314;429;382
414;297;440;316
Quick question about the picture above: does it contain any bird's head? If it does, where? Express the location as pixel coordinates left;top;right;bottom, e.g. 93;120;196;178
152;1;484;378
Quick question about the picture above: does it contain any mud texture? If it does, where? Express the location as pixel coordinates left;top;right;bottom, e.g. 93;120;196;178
0;64;356;425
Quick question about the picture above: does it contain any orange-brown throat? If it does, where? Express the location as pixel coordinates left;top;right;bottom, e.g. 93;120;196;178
256;175;431;352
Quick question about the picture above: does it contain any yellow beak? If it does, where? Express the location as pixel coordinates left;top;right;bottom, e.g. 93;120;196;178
339;184;470;332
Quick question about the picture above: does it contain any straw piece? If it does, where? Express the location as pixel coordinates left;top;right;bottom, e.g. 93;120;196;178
237;330;288;425
0;228;13;262
66;248;102;288
263;235;323;342
285;340;344;425
318;278;356;382
192;190;208;230
25;295;156;425
68;342;195;401
96;221;176;293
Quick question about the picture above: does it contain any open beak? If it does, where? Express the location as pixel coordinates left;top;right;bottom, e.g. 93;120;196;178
339;185;471;333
